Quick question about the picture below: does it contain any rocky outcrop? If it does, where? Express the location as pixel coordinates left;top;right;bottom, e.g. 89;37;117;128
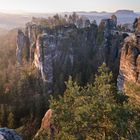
35;109;54;139
98;15;118;50
25;22;42;61
20;20;98;93
117;34;140;91
16;29;26;64
133;17;140;34
40;109;53;130
34;34;57;83
17;15;125;93
0;128;22;140
117;17;140;92
33;25;76;93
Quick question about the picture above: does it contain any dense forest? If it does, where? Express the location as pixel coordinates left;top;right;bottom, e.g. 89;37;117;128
36;64;140;140
0;13;140;140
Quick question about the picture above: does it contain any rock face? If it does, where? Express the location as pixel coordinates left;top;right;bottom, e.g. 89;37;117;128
35;109;53;138
40;109;53;130
117;17;140;92
96;15;123;79
16;29;26;64
133;17;140;34
17;15;124;93
117;34;140;91
0;128;22;140
34;34;57;83
33;25;76;93
115;10;134;15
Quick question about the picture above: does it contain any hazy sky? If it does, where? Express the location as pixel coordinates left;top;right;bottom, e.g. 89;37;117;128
0;0;139;13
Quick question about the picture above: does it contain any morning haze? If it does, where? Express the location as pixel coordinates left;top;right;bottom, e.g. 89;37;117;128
0;0;139;13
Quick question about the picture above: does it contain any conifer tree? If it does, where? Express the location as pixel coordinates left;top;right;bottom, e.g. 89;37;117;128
7;112;15;128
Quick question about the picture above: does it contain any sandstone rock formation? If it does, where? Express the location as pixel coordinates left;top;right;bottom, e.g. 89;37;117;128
18;19;97;93
117;17;140;93
41;109;53;130
96;15;124;79
17;15;125;93
16;29;26;64
34;33;56;83
35;109;54;138
111;15;117;27
33;25;76;93
0;128;22;140
117;34;140;91
133;17;140;34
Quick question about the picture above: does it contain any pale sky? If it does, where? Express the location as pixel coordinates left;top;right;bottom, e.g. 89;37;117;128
0;0;139;13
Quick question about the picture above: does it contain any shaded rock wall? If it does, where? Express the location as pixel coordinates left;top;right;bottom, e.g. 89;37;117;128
17;16;124;93
16;29;26;64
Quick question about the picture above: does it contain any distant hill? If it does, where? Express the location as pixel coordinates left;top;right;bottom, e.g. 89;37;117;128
115;10;134;14
114;10;139;24
76;10;140;24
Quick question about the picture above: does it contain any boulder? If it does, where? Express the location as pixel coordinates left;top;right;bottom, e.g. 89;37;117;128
35;109;54;138
40;109;53;130
0;128;22;140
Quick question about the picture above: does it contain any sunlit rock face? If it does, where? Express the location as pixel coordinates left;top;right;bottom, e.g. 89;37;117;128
35;109;53;138
0;128;22;140
117;17;140;92
25;23;42;61
117;34;140;91
40;109;53;130
34;34;57;83
133;17;140;34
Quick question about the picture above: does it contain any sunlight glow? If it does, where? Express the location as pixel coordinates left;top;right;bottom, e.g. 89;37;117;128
0;0;139;13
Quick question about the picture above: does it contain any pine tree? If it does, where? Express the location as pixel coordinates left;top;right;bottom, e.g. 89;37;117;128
49;63;116;140
7;112;15;128
94;63;114;96
47;64;140;140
